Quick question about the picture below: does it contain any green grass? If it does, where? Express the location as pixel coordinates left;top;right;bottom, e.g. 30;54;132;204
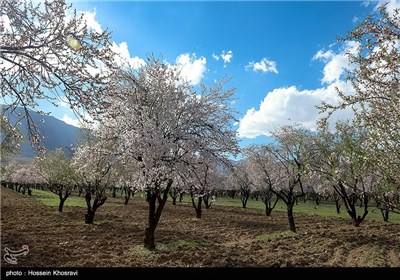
210;195;400;223
32;189;399;224
32;189;86;208
127;245;152;257
165;239;201;251
363;251;373;263
256;230;297;242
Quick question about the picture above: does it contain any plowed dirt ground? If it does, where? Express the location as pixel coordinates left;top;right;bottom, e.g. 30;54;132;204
1;188;399;267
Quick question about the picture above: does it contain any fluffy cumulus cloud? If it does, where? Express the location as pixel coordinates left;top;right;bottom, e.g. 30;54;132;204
61;114;81;127
175;53;207;86
237;81;355;138
212;50;233;67
81;10;102;33
313;41;359;84
375;0;400;16
111;42;146;69
245;58;278;74
238;43;359;138
221;50;233;64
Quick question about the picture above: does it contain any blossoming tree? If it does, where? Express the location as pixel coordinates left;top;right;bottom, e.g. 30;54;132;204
100;58;239;249
0;0;117;148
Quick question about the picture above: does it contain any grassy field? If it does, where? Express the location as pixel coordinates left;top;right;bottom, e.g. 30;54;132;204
211;196;400;223
32;189;87;208
31;188;399;223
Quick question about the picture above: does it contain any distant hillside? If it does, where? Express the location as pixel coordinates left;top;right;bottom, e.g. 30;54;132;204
1;105;80;160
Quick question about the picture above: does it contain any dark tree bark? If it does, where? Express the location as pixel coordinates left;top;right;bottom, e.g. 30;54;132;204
334;183;369;227
271;181;303;233
334;193;341;214
190;192;203;218
315;195;320;205
179;192;184;202
381;209;389;222
169;188;178;206
376;196;390;222
144;179;173;250
124;187;133;205
227;190;235;199
58;191;70;212
287;204;296;232
84;192;107;224
241;190;250;208
203;193;213;209
262;193;279;217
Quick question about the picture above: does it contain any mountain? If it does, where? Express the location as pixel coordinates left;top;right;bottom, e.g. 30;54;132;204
1;105;80;160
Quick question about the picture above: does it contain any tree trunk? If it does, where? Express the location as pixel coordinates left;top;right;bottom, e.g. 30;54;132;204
85;210;95;224
58;191;70;212
351;217;361;227
204;194;212;209
84;192;107;224
179;192;184;202
196;196;202;218
172;196;177;206
241;192;249;208
265;206;272;216
112;188;116;198
191;195;203;219
144;194;156;249
287;205;296;232
144;180;173;250
381;209;389;222
124;188;131;205
58;197;66;212
335;199;341;214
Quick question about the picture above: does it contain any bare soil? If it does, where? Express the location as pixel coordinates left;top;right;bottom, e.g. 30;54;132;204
1;188;399;267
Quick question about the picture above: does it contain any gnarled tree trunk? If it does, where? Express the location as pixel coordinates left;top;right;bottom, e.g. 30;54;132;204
84;192;107;224
144;179;173;250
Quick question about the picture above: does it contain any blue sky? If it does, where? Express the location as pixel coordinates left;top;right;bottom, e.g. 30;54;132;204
49;0;399;148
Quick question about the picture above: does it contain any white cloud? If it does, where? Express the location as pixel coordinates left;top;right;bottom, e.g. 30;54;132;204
313;41;359;84
312;50;334;62
81;10;102;33
58;97;70;108
212;53;220;61
0;14;12;33
175;53;207;86
221;50;233;64
238;43;362;138
245;58;278;74
221;50;233;68
212;50;233;67
111;42;146;69
61;115;81;127
237;81;355;138
375;0;400;16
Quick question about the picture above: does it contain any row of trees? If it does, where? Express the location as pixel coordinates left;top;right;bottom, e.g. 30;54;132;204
2;120;399;234
1;1;399;249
